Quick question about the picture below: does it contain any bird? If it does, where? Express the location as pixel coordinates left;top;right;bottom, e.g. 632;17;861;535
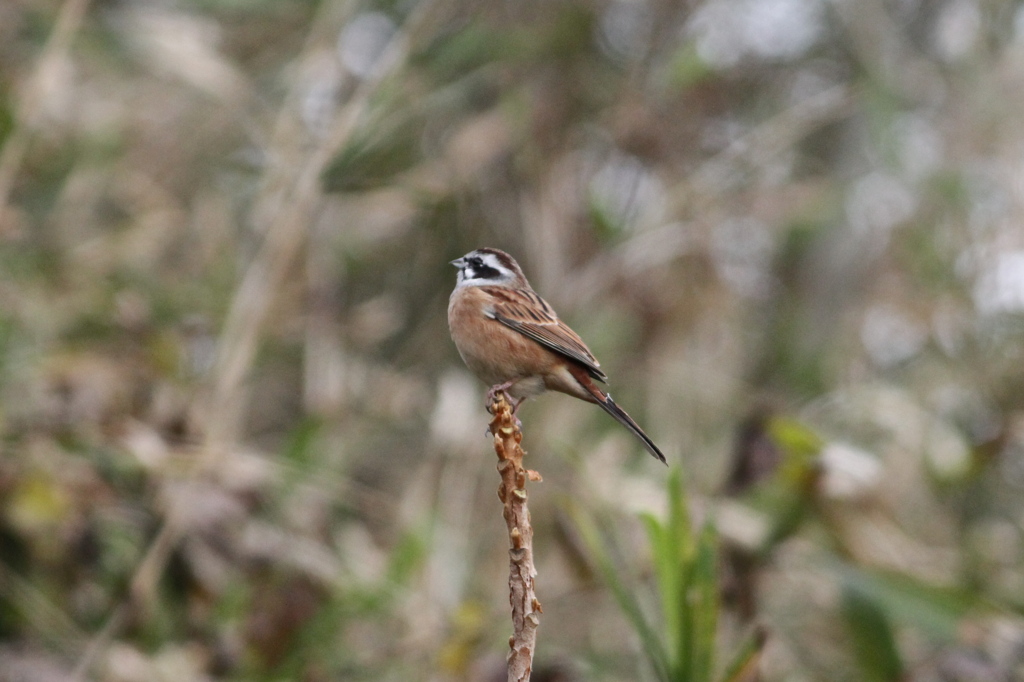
447;247;666;464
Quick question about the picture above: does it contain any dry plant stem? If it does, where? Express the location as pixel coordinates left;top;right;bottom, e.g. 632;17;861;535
70;2;438;678
488;393;543;682
0;0;92;224
206;0;434;451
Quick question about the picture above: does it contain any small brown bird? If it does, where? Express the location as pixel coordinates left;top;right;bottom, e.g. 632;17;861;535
448;248;666;464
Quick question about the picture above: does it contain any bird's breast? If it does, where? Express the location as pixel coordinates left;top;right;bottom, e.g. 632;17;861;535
448;286;558;390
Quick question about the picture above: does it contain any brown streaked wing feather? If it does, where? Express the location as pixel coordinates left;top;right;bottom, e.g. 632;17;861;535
481;286;608;383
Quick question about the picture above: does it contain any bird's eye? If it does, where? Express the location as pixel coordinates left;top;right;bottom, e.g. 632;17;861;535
469;257;482;267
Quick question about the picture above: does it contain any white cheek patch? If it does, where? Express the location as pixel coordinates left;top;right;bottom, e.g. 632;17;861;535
454;252;514;288
457;274;493;289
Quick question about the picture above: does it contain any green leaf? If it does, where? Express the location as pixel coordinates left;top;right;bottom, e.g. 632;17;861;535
282;417;322;468
835;564;974;640
665;43;714;92
413;23;513;85
640;513;674;661
569;503;671;680
841;584;904;682
568;472;736;682
716;626;766;682
386;531;425;585
688;525;719;682
642;467;695;676
766;416;823;469
642;468;722;682
321;114;424;192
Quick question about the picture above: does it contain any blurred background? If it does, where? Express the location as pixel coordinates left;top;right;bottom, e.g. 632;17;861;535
3;0;1024;680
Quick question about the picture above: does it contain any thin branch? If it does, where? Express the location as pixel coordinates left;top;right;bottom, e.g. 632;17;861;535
206;0;436;451
70;2;439;678
0;0;93;227
488;394;543;682
0;559;87;653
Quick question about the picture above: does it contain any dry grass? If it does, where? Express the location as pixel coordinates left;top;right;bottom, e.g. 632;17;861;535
1;1;1024;681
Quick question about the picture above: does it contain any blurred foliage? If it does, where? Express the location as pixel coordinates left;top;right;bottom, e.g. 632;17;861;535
570;470;762;682
840;583;904;682
2;0;1024;680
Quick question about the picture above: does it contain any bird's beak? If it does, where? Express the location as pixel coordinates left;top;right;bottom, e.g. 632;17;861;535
450;258;465;268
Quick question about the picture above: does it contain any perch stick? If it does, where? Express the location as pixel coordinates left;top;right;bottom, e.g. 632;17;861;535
488;393;543;682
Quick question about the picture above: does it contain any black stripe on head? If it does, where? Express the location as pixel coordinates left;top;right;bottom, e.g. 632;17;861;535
465;253;502;281
475;248;519;274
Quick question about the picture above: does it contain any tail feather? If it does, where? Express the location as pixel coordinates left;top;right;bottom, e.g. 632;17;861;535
597;394;668;465
567;365;667;464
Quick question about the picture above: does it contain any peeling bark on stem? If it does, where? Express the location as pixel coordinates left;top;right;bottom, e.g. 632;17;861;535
488;393;543;682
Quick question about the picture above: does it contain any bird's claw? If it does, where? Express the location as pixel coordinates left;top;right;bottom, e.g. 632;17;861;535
485;380;516;411
483;382;525;429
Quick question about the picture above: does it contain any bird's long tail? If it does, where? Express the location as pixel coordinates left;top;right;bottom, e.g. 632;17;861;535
567;365;667;465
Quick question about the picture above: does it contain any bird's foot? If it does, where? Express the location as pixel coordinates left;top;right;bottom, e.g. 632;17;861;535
485;382;524;428
485;380;516;409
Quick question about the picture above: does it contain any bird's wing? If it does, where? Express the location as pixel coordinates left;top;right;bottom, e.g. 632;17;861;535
481;286;608;383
